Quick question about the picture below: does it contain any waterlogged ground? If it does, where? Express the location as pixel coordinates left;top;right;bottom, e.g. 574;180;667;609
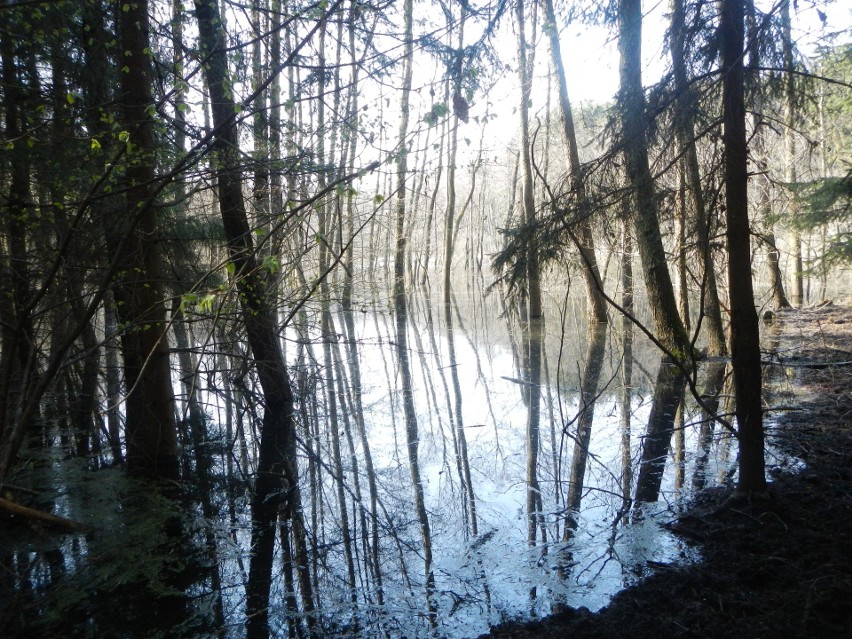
3;298;847;638
485;303;852;638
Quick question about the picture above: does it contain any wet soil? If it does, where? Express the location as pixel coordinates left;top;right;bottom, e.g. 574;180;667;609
483;303;852;639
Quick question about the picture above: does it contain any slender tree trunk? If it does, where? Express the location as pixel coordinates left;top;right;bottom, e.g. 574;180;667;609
669;0;727;355
516;1;542;323
441;8;478;538
0;18;40;479
781;0;804;307
617;0;692;358
515;0;546;551
393;0;436;618
720;0;767;496
675;173;691;331
339;2;384;606
542;0;608;325
193;1;315;633
746;0;791;310
103;295;125;465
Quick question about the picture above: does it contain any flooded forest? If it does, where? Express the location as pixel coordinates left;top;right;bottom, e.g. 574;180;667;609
0;0;849;637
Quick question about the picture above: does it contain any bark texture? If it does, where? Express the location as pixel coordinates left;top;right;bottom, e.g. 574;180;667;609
617;0;692;358
720;0;767;495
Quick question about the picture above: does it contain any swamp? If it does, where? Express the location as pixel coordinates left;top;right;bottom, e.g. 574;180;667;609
0;0;850;637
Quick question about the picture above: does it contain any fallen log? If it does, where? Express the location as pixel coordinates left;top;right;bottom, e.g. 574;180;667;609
0;497;93;533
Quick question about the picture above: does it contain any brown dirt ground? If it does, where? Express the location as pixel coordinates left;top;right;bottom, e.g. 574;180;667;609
482;303;852;639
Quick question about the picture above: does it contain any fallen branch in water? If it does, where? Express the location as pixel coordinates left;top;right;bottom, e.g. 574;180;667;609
763;360;852;369
0;497;93;533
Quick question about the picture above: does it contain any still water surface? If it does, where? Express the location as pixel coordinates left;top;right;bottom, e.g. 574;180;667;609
0;287;791;638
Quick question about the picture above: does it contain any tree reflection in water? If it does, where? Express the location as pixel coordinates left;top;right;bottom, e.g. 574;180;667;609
2;291;758;638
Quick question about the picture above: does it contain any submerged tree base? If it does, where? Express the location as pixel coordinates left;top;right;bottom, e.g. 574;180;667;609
483;304;852;639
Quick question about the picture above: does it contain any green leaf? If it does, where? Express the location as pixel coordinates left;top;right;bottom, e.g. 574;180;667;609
66;92;75;105
197;293;217;313
179;292;198;313
90;138;101;151
262;255;280;274
225;262;235;276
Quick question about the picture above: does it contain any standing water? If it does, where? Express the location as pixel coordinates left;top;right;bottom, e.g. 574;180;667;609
1;284;786;638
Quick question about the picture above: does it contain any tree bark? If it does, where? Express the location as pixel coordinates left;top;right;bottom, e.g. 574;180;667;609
669;0;727;355
781;0;804;307
393;0;436;619
115;0;179;479
617;0;692;358
746;0;791;311
0;23;38;476
720;0;767;495
193;0;315;633
542;0;608;325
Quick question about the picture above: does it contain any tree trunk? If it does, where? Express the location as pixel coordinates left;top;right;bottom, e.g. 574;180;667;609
720;0;767;496
542;0;608;325
669;0;727;355
393;0;436;619
746;0;791;311
193;0;315;633
516;0;546;551
115;0;179;479
781;0;804;307
0;17;40;479
617;0;692;358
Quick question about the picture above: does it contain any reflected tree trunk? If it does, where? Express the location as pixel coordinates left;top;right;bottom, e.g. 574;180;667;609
634;357;686;504
193;0;316;634
691;360;727;490
316;16;358;609
170;304;226;635
619;222;634;507
564;325;608;540
442;5;478;540
337;14;384;599
516;0;545;551
673;399;686;491
393;0;436;618
619;316;634;510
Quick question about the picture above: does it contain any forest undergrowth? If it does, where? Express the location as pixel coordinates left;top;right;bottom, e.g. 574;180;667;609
484;302;852;639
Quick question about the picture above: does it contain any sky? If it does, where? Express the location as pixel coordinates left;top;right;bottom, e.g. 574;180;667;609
459;0;851;163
